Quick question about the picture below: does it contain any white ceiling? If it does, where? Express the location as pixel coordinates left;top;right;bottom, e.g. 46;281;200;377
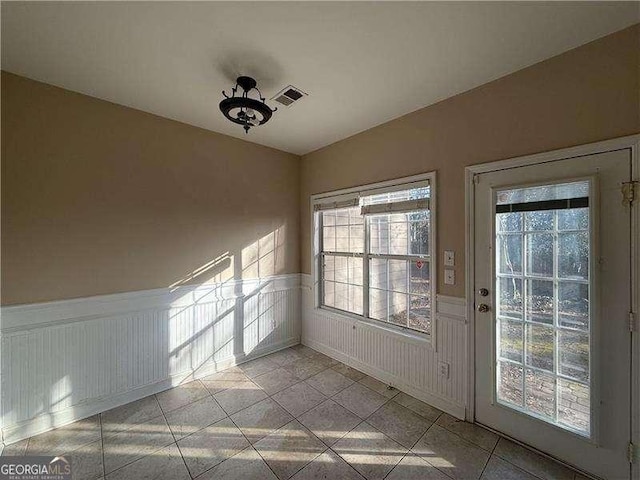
2;2;638;155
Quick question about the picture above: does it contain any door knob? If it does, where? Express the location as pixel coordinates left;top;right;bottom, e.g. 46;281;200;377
477;303;490;313
478;288;489;297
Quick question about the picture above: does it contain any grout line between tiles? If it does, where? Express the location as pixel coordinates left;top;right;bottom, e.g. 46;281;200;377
271;382;329;418
355;419;409;480
102;431;175;477
286;447;329;479
477;429;501;480
279;422;329;480
172;435;194;479
225;412;282;480
412;419;460;480
381;409;440;479
165;399;227;445
326;447;367;480
155;392;193;478
382;457;402;480
101;397;176;478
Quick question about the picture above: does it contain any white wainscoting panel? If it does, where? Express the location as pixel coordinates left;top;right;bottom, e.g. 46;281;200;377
0;274;301;443
301;274;467;418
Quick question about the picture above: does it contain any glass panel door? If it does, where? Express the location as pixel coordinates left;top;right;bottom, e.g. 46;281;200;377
474;149;632;479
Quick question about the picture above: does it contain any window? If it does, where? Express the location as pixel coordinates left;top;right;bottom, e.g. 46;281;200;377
313;173;435;336
494;180;592;436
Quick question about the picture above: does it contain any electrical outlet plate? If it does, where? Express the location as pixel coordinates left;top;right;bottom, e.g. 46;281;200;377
444;269;455;285
444;250;455;267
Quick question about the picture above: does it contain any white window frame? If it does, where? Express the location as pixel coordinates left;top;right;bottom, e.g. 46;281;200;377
310;172;437;343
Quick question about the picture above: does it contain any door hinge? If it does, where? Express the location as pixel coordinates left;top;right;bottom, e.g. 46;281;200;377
628;442;635;463
631;312;637;332
473;174;480;185
621;181;639;205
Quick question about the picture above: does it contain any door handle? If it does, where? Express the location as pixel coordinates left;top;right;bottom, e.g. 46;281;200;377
478;288;489;297
477;303;490;313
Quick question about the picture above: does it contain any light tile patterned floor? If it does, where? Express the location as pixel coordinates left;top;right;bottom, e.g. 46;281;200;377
2;345;585;480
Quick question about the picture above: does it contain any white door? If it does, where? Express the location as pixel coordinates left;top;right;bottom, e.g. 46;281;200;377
474;149;633;479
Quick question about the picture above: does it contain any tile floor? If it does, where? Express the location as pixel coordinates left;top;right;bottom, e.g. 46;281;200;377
2;345;586;480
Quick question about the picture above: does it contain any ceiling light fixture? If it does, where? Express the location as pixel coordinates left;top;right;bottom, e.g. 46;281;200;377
219;76;276;134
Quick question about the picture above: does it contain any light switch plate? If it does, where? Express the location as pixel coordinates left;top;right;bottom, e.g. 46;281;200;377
444;269;455;285
444;250;455;267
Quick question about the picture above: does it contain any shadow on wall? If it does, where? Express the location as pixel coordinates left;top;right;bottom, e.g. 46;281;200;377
167;224;292;381
2;224;298;442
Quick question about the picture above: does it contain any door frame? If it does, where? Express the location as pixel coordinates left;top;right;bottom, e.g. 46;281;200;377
464;134;640;471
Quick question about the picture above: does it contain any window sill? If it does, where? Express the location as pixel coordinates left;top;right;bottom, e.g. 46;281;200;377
316;305;434;348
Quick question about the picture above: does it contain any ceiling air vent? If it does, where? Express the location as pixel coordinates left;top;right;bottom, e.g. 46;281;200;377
271;85;307;107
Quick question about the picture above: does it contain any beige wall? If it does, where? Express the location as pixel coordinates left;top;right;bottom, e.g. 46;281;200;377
300;25;640;298
3;25;639;304
1;72;300;305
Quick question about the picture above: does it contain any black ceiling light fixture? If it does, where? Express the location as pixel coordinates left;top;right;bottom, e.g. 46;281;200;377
219;76;276;134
